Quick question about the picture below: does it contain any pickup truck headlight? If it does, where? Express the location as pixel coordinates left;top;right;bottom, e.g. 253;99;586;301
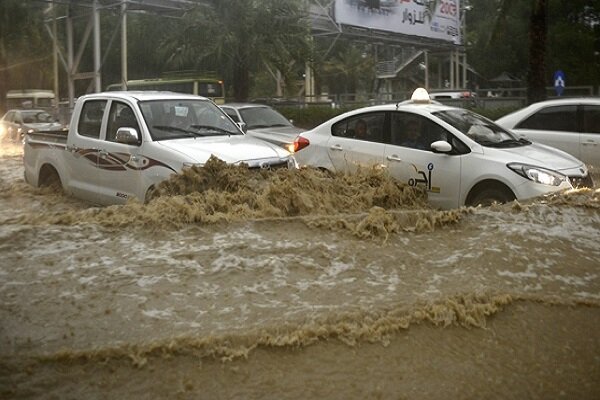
507;163;567;186
182;162;204;169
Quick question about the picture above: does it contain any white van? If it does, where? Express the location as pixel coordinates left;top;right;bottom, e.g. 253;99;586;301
6;90;55;110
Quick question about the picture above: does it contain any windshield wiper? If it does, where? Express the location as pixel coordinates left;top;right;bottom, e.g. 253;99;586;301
247;124;270;129
189;125;239;136
152;125;203;137
483;139;528;148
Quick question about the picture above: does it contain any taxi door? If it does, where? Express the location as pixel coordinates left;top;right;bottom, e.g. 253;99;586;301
384;112;463;209
326;112;386;173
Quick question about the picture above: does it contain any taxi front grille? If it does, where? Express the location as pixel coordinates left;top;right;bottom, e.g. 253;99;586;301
569;174;594;188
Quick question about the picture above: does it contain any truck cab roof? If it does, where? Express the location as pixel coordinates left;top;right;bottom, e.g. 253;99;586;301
79;91;210;103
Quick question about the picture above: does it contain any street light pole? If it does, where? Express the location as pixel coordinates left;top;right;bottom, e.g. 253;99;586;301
462;2;473;90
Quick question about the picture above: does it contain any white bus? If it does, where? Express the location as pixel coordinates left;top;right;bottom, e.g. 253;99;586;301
106;76;225;104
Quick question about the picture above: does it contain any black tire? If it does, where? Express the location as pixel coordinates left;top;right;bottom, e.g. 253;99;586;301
469;187;515;207
144;185;157;203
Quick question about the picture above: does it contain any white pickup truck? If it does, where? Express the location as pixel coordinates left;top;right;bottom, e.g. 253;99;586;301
23;91;294;205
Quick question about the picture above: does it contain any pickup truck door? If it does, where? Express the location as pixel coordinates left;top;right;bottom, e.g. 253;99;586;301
93;100;144;205
65;99;109;203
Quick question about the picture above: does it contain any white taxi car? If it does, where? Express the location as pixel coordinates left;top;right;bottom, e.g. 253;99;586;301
292;89;592;210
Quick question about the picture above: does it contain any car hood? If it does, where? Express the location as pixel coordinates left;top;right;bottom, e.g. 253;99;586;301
491;142;584;172
246;126;305;144
24;122;65;131
158;134;290;165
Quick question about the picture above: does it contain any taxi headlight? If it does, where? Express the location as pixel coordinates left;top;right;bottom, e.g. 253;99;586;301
507;163;566;186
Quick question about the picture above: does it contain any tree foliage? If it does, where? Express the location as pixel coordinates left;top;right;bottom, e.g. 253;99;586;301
159;0;311;101
0;0;49;111
0;0;598;109
468;0;599;93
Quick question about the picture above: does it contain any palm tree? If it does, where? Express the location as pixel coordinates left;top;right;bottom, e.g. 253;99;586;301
160;0;311;101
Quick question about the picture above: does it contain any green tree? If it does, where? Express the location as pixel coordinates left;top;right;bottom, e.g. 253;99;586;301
469;0;598;102
0;1;48;112
527;0;548;103
160;0;311;101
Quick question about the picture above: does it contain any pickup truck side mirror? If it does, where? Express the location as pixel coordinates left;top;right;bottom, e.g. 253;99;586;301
115;127;140;145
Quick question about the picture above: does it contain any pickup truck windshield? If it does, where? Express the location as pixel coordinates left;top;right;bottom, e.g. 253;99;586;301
434;109;530;148
140;99;241;141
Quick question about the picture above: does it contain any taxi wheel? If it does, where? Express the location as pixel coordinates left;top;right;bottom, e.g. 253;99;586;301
469;187;515;207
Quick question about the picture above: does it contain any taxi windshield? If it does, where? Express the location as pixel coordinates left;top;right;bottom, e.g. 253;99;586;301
239;107;292;130
434;109;529;147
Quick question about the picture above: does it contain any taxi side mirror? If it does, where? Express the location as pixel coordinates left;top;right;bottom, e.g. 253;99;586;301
431;140;452;153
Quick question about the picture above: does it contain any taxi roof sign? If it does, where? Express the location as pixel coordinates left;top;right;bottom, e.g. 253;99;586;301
411;88;431;104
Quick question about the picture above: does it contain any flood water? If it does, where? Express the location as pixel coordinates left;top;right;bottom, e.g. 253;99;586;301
1;143;599;399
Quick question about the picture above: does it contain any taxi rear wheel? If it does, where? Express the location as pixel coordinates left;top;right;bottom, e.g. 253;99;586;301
468;186;515;207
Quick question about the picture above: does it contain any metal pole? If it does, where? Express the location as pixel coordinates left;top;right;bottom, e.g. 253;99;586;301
462;6;468;89
121;1;128;89
449;52;454;89
52;3;59;113
424;50;429;90
93;0;102;92
66;6;74;109
463;52;467;89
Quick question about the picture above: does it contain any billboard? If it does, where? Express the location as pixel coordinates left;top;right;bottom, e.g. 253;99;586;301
334;0;462;44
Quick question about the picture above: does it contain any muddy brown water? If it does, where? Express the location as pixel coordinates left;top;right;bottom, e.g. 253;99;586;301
0;144;599;399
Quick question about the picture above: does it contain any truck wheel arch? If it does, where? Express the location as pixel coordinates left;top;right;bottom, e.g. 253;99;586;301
38;163;62;189
465;179;516;207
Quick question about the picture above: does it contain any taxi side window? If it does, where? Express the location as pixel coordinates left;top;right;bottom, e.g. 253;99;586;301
517;105;578;132
390;113;432;150
331;112;385;143
78;100;107;138
390;112;469;154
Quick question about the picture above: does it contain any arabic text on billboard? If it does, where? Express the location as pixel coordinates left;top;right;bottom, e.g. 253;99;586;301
334;0;461;44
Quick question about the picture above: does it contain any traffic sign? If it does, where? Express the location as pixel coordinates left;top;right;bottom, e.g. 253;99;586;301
554;70;565;96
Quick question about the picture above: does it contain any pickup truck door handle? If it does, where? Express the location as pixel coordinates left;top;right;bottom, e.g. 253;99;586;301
330;144;343;151
386;155;402;162
582;140;596;146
